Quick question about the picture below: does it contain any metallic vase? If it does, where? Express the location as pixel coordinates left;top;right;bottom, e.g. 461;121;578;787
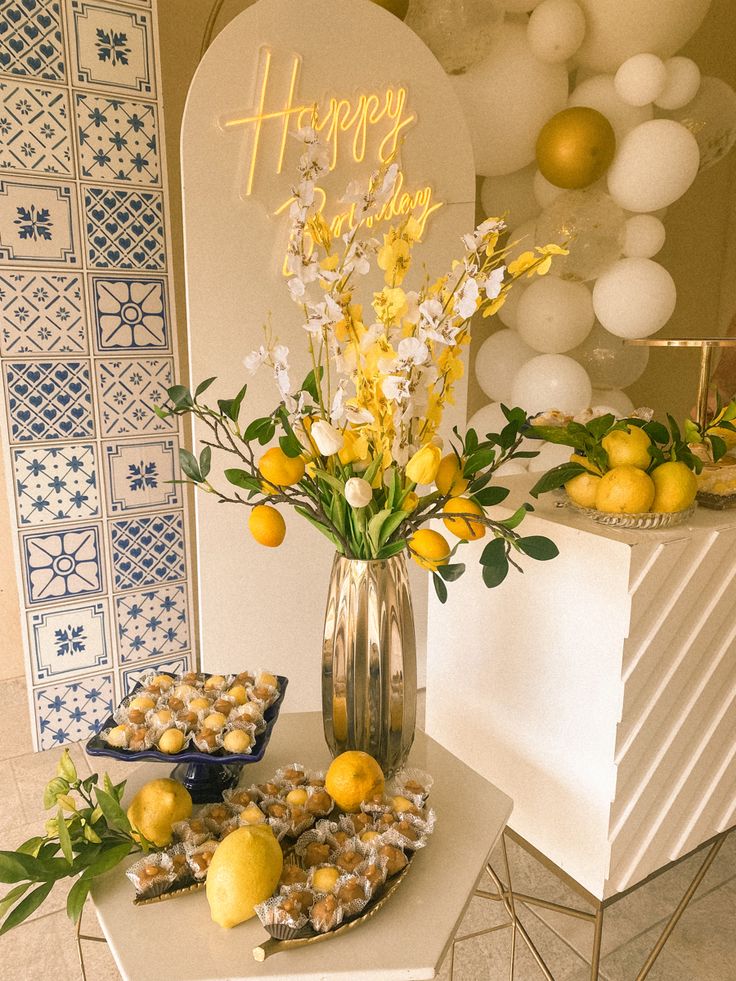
322;553;417;776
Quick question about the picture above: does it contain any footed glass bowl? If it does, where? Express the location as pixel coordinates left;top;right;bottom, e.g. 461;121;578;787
565;498;696;529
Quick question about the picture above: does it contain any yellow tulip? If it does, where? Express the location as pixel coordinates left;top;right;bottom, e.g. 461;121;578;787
406;445;441;485
339;430;370;466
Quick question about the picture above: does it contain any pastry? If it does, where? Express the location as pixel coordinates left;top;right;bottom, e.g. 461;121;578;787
360;862;386;894
128;727;148;752
228;789;254;808
222;729;252;753
257;671;279;688
129;694;156;713
359;830;381;844
303;842;331;867
266;801;288;819
226;684;248;705
212;698;234;716
336;849;363;873
311;866;340;893
189;697;211;714
391;795;419;816
151;674;175;690
176;710;199;731
395;821;419;842
136;863;169;893
105;724;130;748
158;728;186;754
378;844;407;876
127;709;147;726
167;697;185;714
310;893;341;932
286;788;308;807
203;712;228;733
306;789;332;815
279;864;309;887
281;766;306;785
336;879;365;906
204;674;227;690
240;802;266;825
194;728;218;751
152;709;174;727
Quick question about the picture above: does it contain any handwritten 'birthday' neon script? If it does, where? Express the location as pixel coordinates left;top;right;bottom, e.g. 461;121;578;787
220;47;444;239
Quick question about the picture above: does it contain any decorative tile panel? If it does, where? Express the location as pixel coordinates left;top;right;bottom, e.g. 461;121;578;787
34;671;114;749
0;272;87;355
3;360;94;442
94;356;173;436
104;436;179;512
28;599;110;682
114;583;190;663
21;523;103;604
70;1;154;95
83;185;164;269
120;654;190;696
0;80;72;175
75;92;158;184
0;178;78;263
91;274;167;350
109;511;185;591
0;1;66;82
12;442;99;526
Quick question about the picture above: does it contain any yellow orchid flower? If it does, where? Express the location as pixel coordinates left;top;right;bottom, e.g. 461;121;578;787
377;238;411;285
373;287;408;324
507;250;539;278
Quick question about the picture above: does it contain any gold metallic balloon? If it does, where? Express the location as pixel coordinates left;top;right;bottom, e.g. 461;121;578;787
536;107;616;189
370;0;410;18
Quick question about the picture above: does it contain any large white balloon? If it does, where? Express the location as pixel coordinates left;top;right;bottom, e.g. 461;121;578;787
592;258;676;338
498;282;526;328
573;0;712;73
494;459;529;476
451;22;569;177
466;401;511;436
474;329;536;402
606;119;700;212
536;189;625;282
506;218;538;264
480;164;540;227
533;169;566;209
655;57;701;110
664;76;736;172
511;354;593;414
622;214;666;258
503;0;544;11
568;74;653;142
527;0;586;64
516;278;595;353
613;54;666;108
592;387;635;416
527;440;574;472
405;0;504;75
570;321;650;388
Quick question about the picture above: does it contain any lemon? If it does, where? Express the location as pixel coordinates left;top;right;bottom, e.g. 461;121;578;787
258;446;305;487
435;454;469;497
708;406;736;449
650;461;698;513
248;504;286;547
442;498;486;540
206;825;283;928
408;529;450;571
325;750;385;813
565;471;601;508
601;426;651;470
595;465;655;514
126;778;192;847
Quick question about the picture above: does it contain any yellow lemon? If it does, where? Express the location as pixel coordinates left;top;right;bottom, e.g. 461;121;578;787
709;406;736;449
258;446;305;487
570;452;603;476
435;454;469;497
565;472;601;508
408;529;450;571
650;461;698;513
206;825;283;928
601;426;651;470
127;778;192;847
442;498;486;540
248;504;286;547
595;465;655;514
325;750;385;813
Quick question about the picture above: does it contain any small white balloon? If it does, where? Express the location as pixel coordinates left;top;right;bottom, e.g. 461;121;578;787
527;0;586;64
592;257;676;338
494;459;529;475
506;218;538;265
655;57;701;110
511;354;593;414
405;0;505;75
568;74;653;142
516;278;595;353
664;76;736;172
480;164;540;228
536;188;625;282
498;283;526;328
614;54;667;107
527;440;574;472
606;119;700;212
622;214;666;258
534;169;566;209
569;320;650;387
591;387;635;416
474;329;536;402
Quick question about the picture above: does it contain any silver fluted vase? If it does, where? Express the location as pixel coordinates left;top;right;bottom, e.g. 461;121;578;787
321;553;417;777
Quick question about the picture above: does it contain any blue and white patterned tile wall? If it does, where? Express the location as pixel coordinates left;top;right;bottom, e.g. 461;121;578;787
0;0;193;750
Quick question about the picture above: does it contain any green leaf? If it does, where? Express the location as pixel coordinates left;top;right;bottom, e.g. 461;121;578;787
437;562;465;582
178;448;202;483
362;455;384;488
524;425;582;448
43;777;69;810
501;503;533;530
57;749;77;784
153;405;170;420
379;510;408;546
502;405;526;427
313;469;345;495
93;788;131;836
0;881;54;936
529;463;585;498
224;468;261;492
0;884;31;921
84;842;132;879
194;376;217;399
301;367;324;401
56;809;73;866
480;536;507;567
218;383;248;423
516;536;559;561
586;414;616;441
376;540;407;560
199;445;212;480
464;447;495;476
482;558;509;588
66;876;91;925
465;428;478;454
16;838;44;858
643;420;669;444
432;574;448;604
0;853;41;884
279;433;302;458
367;508;392;552
474;486;509;507
166;385;193;409
710;434;728;462
243;416;274;443
667;413;682;443
293;506;341;549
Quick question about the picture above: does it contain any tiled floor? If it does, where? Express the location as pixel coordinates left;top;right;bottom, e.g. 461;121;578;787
0;685;733;980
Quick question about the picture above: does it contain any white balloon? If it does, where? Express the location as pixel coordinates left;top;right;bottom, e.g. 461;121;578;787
533;169;566;209
664;76;736;172
516;278;595;353
466;401;510;436
622;214;666;258
405;0;504;75
527;440;573;472
494;459;529;475
451;23;569;177
591;387;635;416
614;54;667;108
592;258;676;338
527;0;586;64
480;164;540;227
536;189;625;282
511;354;592;414
606;119;700;212
506;218;538;264
474;329;536;402
655;57;701;110
568;74;653;142
573;0;712;73
570;321;650;388
498;282;526;328
503;0;544;10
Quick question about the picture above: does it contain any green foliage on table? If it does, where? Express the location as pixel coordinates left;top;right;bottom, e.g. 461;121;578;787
0;750;150;933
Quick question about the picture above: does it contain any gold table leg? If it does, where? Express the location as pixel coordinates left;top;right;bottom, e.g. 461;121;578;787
75;902;109;981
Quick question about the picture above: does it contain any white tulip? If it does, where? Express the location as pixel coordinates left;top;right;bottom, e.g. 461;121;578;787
344;477;373;509
311;420;344;456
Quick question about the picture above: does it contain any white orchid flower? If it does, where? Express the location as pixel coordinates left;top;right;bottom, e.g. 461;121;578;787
454;276;479;320
311;420;344;456
344;477;373;509
382;375;411;403
287;277;306;301
481;265;505;300
243;345;268;375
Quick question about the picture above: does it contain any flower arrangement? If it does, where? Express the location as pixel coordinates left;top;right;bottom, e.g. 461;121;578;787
158;128;563;599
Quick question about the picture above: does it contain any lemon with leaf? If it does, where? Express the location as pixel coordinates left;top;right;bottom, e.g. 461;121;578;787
127;778;192;847
601;425;651;470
